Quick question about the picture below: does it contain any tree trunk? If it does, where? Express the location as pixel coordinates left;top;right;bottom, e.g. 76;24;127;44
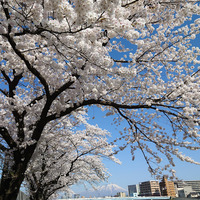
0;146;36;200
0;166;25;200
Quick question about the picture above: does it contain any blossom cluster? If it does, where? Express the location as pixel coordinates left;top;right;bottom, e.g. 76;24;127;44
0;0;200;198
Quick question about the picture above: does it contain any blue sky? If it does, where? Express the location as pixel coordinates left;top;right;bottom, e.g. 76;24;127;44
71;106;200;193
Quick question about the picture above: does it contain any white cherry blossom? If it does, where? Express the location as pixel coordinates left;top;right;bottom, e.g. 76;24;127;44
0;1;200;200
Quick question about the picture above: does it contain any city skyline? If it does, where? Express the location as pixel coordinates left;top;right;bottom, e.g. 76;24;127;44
70;178;200;198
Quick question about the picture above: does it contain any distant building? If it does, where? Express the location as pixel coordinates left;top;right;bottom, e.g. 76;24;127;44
159;175;176;197
176;185;193;197
183;186;194;197
176;188;185;198
74;194;80;198
175;180;200;193
128;184;139;197
139;180;161;196
116;192;126;197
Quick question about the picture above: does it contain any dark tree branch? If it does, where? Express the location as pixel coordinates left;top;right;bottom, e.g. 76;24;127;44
0;88;8;96
137;140;155;174
122;0;139;7
27;94;45;107
45;98;187;124
3;33;50;98
0;143;8;151
51;80;75;100
0;127;17;148
1;70;11;84
9;71;23;97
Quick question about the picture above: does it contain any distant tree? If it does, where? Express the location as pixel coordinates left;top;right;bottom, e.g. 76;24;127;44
25;113;118;200
0;0;200;200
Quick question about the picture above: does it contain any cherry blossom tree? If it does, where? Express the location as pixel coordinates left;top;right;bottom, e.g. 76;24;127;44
0;0;200;199
25;112;118;200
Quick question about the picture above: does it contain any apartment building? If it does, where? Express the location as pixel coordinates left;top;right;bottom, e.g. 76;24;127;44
160;175;176;197
175;180;200;193
139;180;161;196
